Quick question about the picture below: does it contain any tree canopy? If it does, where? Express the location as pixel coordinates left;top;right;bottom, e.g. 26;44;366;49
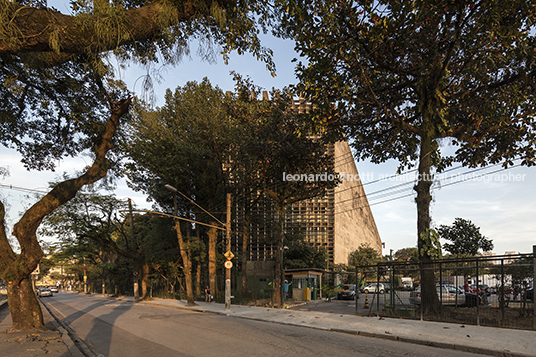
281;0;536;314
393;247;419;262
0;0;278;70
0;0;286;330
284;240;328;270
438;217;493;256
348;244;381;269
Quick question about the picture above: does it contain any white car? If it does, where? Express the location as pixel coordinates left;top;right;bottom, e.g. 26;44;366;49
362;283;386;294
38;288;53;297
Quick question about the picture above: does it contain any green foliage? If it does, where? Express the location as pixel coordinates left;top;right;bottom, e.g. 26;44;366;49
1;0;279;72
0;0;286;169
0;56;118;170
438;218;493;256
285;0;536;171
284;240;328;269
348;244;381;269
125;78;231;220
229;77;339;215
281;0;536;270
419;229;442;260
394;247;418;262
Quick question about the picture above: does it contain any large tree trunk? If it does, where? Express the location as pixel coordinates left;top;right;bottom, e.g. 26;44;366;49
6;278;44;331
140;256;150;300
174;221;197;306
207;225;217;298
414;133;440;316
196;260;202;297
274;209;284;308
0;98;131;331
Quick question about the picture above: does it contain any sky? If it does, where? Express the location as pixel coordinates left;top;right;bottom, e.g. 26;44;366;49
1;8;535;257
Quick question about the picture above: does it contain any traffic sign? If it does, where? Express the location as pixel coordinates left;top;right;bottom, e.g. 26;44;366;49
224;261;233;269
224;250;235;260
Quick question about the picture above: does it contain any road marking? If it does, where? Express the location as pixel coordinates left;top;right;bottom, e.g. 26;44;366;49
45;300;67;319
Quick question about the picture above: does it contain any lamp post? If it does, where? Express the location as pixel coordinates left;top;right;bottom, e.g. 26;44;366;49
225;193;231;311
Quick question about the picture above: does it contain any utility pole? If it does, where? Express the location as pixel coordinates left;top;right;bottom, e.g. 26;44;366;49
129;199;139;300
225;193;232;311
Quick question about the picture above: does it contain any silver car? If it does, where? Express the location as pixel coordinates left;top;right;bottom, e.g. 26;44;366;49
38;288;53;297
410;285;465;306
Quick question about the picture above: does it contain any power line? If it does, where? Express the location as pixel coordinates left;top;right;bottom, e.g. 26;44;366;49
333;161;524;216
0;183;48;194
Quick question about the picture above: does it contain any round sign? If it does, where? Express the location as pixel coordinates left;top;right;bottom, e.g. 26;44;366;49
224;261;233;269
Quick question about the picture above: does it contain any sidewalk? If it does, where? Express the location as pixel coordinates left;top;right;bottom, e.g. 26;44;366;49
112;295;536;357
0;300;80;357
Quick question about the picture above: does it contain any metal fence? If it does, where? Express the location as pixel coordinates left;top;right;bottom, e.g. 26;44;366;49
354;250;535;330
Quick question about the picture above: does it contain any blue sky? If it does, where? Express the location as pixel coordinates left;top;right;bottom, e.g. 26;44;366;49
1;11;535;257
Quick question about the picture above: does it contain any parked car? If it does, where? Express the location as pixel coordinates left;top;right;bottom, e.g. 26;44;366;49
38;288;53;297
362;283;386;294
410;284;479;307
469;284;491;296
49;286;59;293
337;285;356;300
481;285;490;296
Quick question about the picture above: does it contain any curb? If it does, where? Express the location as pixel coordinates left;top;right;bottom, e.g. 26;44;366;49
40;299;101;357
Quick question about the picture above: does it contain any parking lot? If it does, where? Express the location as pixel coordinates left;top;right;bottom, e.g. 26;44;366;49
298;290;533;318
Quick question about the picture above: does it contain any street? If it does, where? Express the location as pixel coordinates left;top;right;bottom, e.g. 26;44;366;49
41;292;486;357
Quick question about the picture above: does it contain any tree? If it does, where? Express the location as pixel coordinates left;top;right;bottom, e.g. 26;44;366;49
394;247;419;262
348;244;381;269
41;190;157;298
1;0;284;330
230;84;338;307
0;91;130;330
347;244;381;287
0;0;277;70
284;240;328;270
282;0;536;315
125;79;234;305
438;218;493;256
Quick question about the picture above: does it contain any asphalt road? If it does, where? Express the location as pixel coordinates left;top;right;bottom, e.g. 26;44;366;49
40;292;490;357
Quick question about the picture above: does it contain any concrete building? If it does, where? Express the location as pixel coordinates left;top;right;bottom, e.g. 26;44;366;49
284;140;382;265
237;94;382;267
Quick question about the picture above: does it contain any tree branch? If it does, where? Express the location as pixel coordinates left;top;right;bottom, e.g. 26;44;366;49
1;0;232;64
0;201;17;275
10;96;131;276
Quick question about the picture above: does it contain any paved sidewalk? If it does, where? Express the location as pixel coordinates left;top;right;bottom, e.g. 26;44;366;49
110;295;536;357
0;300;79;357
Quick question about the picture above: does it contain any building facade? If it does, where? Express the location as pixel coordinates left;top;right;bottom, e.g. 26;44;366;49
235;94;382;267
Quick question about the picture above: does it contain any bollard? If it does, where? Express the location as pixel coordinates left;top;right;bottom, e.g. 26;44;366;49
363;291;369;309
